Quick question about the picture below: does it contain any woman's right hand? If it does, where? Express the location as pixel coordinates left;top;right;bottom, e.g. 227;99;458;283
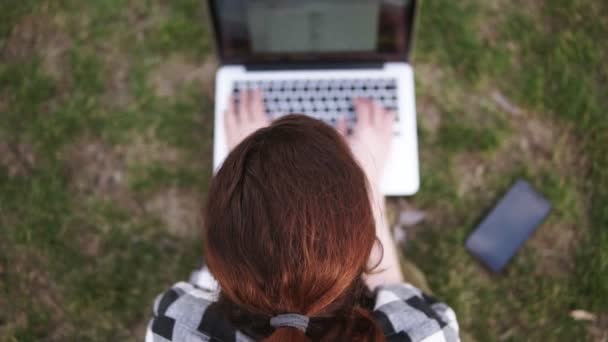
338;98;395;189
224;89;270;151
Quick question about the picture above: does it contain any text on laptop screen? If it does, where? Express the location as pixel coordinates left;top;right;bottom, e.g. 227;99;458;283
211;0;414;63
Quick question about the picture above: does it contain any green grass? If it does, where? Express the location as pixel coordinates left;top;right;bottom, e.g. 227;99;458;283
410;0;608;340
1;0;606;340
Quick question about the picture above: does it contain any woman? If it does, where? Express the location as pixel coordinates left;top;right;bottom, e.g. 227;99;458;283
146;90;459;341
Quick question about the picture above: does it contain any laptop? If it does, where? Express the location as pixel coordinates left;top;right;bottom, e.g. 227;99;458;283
208;0;420;195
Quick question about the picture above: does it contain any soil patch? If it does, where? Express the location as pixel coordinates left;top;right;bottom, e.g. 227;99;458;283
0;143;36;177
590;313;608;342
64;133;205;239
149;54;218;99
2;247;73;339
100;46;133;109
2;12;72;83
119;130;183;166
144;187;203;238
64;139;137;212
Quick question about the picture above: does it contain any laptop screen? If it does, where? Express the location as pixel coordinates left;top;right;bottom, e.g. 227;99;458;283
209;0;415;64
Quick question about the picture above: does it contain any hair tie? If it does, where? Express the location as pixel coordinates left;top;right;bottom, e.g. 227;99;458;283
269;313;309;332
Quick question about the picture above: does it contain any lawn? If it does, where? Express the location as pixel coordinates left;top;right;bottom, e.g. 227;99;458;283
1;0;607;341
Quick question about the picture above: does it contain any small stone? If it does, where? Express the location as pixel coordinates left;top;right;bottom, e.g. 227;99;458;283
112;171;123;183
491;90;522;116
398;210;426;227
393;225;407;244
570;310;596;321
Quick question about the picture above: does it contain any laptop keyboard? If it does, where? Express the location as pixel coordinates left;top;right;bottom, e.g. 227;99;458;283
232;78;399;132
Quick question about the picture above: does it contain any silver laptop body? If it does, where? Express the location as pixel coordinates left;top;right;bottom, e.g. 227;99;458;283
209;0;420;195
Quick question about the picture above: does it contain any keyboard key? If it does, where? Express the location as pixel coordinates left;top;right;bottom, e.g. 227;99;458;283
231;77;401;129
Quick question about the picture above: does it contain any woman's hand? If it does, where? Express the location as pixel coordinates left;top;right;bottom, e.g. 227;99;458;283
338;98;403;289
338;98;395;189
225;89;270;150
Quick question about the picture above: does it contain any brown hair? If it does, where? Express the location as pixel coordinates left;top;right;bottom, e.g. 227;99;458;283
204;115;385;341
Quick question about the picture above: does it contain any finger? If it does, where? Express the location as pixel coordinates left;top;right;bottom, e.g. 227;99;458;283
365;98;376;125
251;89;265;121
370;100;384;126
384;110;396;133
336;115;348;136
245;89;257;120
225;95;236;126
238;89;249;121
224;96;237;145
353;97;371;126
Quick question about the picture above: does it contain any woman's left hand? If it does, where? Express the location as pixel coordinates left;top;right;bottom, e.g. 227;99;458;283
224;89;270;150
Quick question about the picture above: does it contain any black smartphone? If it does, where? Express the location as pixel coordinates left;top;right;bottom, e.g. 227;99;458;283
466;179;552;272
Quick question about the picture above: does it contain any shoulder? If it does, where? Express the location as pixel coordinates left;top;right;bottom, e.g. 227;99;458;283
146;279;459;342
146;281;251;342
371;283;460;342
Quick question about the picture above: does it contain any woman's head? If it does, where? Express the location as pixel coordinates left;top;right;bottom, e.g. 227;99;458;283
204;115;383;340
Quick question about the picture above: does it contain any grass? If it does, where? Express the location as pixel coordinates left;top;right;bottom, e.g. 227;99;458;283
1;0;606;340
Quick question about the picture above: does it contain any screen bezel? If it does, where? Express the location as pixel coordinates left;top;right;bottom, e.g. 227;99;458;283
206;0;417;65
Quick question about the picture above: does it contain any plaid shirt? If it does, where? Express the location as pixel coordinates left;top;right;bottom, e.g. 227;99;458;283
146;268;459;341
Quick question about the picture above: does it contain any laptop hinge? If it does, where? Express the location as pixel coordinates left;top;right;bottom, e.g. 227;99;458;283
243;62;384;71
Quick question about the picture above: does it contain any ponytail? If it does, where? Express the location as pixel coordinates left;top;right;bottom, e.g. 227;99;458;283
348;307;386;341
264;327;309;342
317;306;384;341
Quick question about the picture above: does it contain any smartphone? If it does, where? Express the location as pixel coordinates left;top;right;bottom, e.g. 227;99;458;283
466;179;552;272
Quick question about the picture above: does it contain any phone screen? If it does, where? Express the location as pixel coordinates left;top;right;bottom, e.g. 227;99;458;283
466;180;552;272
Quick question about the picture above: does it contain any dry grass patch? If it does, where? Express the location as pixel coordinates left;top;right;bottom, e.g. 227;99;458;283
0;247;74;339
144;187;203;238
149;53;218;99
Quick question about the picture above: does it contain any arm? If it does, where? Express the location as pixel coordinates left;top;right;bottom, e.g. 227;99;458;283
340;98;404;289
365;183;404;289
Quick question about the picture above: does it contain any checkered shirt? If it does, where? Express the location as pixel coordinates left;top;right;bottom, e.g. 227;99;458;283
146;268;459;341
